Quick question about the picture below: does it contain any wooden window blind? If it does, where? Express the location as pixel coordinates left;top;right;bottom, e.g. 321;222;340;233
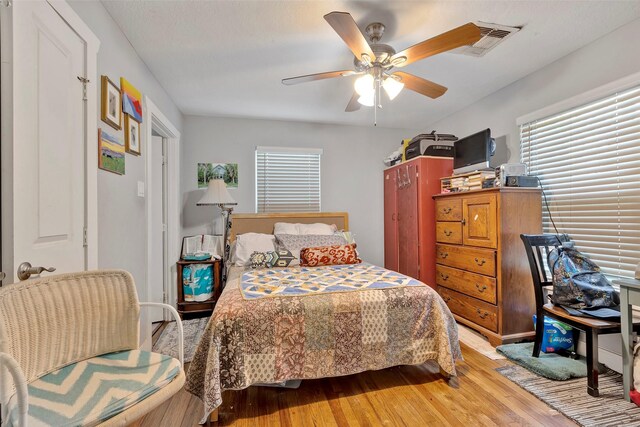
255;146;322;213
520;84;640;278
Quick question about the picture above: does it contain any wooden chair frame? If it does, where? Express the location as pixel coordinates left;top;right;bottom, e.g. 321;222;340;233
520;233;635;397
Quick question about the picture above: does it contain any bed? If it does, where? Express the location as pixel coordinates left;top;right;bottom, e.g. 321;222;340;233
185;212;461;423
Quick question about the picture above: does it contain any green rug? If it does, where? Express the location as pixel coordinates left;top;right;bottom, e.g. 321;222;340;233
496;342;586;380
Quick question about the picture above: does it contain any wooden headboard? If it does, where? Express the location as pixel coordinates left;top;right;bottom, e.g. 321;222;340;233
230;212;349;242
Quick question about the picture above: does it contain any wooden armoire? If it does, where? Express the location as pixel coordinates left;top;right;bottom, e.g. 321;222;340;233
383;156;453;287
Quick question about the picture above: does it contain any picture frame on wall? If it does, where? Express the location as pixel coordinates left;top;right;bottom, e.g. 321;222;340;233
100;76;122;130
98;128;125;175
125;114;141;156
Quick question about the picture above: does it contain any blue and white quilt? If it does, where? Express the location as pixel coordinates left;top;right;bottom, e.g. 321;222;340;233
240;262;423;299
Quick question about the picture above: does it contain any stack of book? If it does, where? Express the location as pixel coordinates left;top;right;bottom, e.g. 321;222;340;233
467;170;496;191
440;170;496;193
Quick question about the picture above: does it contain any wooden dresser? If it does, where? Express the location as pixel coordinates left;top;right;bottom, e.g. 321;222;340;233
433;188;542;346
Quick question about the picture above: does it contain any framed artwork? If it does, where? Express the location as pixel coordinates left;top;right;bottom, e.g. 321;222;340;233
101;76;122;130
120;77;143;122
125;115;141;155
98;129;125;175
198;163;238;188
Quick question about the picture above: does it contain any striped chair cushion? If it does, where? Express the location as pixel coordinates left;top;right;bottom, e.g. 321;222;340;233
6;350;180;427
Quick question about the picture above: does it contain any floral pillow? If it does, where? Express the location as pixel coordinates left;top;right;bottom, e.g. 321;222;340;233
300;243;362;267
275;234;348;265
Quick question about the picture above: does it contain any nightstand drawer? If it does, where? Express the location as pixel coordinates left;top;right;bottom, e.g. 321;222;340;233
436;244;496;276
438;287;498;332
436;199;462;222
436;222;463;244
436;265;497;304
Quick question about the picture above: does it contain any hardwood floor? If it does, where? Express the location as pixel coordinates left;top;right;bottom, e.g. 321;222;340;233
135;342;576;427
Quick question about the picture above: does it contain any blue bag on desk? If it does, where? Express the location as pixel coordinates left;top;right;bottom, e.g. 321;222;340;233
182;263;213;302
533;315;575;353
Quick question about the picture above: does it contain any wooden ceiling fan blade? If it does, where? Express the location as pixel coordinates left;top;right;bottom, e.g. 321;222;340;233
324;11;375;63
390;23;481;67
282;70;356;85
345;92;361;112
393;72;448;99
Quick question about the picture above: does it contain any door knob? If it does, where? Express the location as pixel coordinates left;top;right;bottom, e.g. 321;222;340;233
17;262;56;281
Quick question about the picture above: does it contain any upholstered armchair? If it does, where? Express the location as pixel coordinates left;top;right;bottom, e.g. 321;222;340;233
0;270;184;426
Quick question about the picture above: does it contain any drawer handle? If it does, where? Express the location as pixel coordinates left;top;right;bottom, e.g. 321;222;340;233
475;284;487;293
444;296;452;303
474;257;486;266
444;229;453;237
443;207;452;214
440;273;449;281
440;252;449;259
476;309;489;319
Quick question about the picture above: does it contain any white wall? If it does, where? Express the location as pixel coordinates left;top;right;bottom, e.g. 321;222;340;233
427;18;640;164
68;1;183;343
181;115;415;265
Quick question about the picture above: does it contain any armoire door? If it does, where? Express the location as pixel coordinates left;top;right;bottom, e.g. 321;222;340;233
383;169;399;272
397;163;419;279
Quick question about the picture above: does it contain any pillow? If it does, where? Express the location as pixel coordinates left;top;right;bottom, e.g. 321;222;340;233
275;234;348;265
297;223;337;235
334;230;356;245
248;249;296;269
300;243;362;267
249;251;269;269
273;222;299;235
273;222;337;235
235;233;276;266
266;249;296;268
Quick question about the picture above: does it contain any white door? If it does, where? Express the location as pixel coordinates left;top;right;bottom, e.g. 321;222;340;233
11;1;86;280
149;135;167;321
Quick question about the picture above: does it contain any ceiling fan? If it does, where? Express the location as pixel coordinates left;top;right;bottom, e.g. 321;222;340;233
282;12;482;115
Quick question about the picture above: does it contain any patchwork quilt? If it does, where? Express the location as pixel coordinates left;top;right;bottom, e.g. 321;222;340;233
186;265;462;423
241;263;423;299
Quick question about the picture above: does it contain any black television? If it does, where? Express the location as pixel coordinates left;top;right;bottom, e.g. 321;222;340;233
453;128;495;174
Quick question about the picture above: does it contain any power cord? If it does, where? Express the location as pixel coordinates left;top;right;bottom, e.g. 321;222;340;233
535;176;561;236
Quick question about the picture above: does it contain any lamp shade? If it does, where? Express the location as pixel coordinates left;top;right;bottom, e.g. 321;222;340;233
197;179;237;206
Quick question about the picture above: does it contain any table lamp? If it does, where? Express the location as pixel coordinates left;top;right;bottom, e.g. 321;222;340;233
197;179;237;273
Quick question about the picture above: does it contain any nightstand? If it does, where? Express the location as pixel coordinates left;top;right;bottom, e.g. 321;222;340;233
176;259;221;318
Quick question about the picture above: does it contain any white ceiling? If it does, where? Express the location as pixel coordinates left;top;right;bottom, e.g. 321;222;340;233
102;1;640;129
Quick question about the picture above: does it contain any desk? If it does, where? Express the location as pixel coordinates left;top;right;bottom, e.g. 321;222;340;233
617;278;640;402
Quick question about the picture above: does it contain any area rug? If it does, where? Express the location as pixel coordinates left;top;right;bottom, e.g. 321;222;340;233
457;324;505;360
153;317;209;363
496;342;586;380
497;364;640;427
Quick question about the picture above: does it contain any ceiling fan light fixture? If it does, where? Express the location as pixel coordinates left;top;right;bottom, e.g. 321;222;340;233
354;74;374;96
382;77;404;100
357;92;375;107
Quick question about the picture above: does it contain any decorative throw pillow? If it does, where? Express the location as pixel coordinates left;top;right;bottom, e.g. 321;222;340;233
265;249;296;268
300;243;361;267
249;251;269;269
275;234;348;265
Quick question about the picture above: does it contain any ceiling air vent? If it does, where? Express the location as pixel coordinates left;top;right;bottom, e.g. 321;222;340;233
452;22;521;57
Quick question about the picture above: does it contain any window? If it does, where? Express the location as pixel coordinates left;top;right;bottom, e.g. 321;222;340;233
255;146;322;213
520;84;640;278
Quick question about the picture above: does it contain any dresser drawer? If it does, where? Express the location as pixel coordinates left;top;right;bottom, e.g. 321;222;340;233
436;222;462;244
435;199;462;222
436;265;497;304
438;287;498;332
436;244;496;276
